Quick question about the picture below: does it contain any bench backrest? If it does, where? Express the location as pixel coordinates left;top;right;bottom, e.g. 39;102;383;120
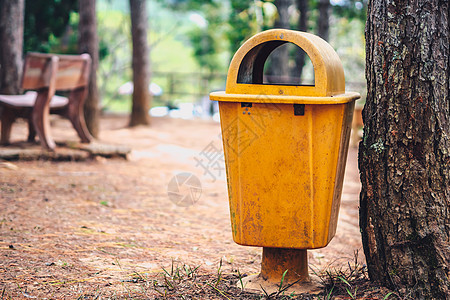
21;53;58;91
22;52;92;91
54;53;91;90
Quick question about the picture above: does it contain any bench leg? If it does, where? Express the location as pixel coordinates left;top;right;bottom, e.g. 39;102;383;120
32;91;55;151
1;107;16;145
67;88;92;143
27;117;36;142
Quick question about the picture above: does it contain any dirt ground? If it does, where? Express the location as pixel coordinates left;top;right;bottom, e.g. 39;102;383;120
0;115;370;299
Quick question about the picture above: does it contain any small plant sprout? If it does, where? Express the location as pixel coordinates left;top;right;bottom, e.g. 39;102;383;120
215;258;223;287
338;276;357;299
278;269;289;292
236;269;245;291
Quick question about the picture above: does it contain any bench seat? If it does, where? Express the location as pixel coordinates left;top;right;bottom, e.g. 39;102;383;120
0;91;69;108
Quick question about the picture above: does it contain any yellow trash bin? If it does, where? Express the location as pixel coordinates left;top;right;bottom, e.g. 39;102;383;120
210;29;360;291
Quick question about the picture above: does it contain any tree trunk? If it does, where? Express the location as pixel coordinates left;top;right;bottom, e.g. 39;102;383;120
0;0;24;94
360;1;450;298
291;0;308;80
129;0;151;126
267;0;292;82
317;0;329;41
78;0;100;138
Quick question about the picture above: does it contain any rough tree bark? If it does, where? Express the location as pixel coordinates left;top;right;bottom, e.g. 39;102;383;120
129;0;151;126
0;0;24;94
267;0;292;82
78;0;100;137
360;1;450;298
291;0;308;80
317;0;329;41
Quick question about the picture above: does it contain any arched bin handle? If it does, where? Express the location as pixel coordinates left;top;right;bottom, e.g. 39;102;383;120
225;29;346;97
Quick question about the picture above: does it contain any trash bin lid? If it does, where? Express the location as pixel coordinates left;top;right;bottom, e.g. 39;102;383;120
210;29;360;104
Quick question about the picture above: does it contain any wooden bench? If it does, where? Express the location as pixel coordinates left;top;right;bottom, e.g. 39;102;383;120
0;52;93;151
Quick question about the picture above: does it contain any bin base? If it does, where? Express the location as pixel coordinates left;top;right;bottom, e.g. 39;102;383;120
239;273;321;295
238;247;321;295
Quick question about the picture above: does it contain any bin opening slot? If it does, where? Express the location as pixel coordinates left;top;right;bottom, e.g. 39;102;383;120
237;41;315;87
294;104;305;116
241;102;252;108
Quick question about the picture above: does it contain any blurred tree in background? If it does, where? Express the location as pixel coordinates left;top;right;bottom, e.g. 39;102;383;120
129;0;151;126
291;0;309;79
78;0;101;136
0;0;24;95
317;0;330;41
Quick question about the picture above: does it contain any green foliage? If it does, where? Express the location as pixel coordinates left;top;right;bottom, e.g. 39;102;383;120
188;28;217;68
332;0;368;22
186;3;228;72
227;0;276;54
160;0;216;11
97;0;205;112
158;0;229;73
95;9;132;109
228;0;254;54
307;0;367;33
24;0;78;53
46;12;80;55
330;16;366;84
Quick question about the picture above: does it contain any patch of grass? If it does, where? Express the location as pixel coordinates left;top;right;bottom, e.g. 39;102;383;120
315;250;399;300
142;261;316;299
151;260;202;297
258;269;304;300
140;260;257;299
114;254;399;299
